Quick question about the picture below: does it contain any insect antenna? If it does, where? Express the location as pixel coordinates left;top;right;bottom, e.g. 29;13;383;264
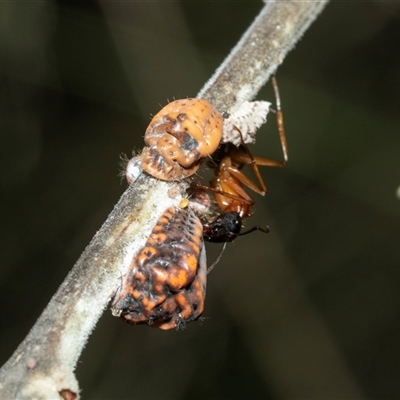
238;225;270;237
207;242;228;274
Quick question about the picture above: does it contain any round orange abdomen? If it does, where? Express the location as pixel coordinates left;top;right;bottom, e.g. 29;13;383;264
141;98;223;181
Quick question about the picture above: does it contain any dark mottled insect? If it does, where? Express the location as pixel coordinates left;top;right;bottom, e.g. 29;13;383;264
111;205;206;330
140;98;223;181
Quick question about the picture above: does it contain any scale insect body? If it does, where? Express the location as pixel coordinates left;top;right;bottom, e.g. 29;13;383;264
140;98;223;181
111;205;206;330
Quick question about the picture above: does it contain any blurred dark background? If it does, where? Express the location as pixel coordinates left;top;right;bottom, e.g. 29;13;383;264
1;1;400;399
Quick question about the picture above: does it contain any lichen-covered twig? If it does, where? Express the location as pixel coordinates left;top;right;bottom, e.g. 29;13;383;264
199;0;328;111
0;1;328;399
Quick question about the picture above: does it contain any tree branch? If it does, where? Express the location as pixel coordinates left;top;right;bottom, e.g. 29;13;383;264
199;0;328;110
0;1;329;399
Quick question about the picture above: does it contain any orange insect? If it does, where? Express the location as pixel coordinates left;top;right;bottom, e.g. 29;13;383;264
200;77;288;242
111;205;207;330
140;98;223;181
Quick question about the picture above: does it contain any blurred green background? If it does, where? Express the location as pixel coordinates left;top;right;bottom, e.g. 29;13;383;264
1;1;400;399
